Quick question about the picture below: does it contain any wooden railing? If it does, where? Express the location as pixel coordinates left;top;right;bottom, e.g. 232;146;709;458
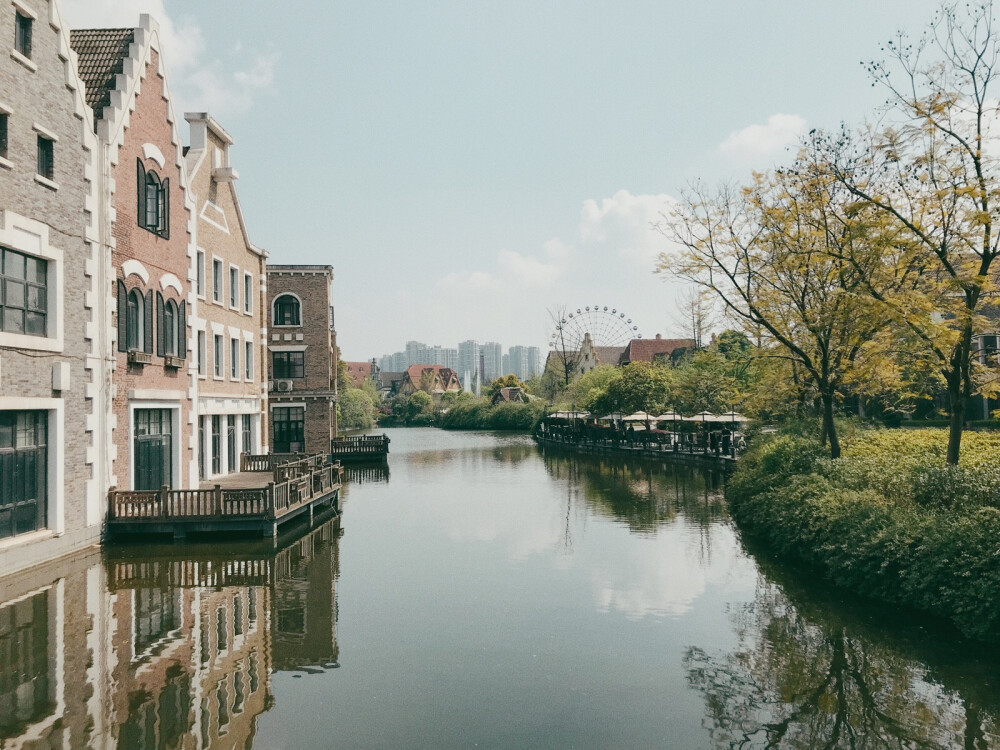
108;455;342;524
331;434;390;457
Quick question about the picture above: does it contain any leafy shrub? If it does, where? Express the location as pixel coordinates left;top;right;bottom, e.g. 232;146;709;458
729;426;1000;641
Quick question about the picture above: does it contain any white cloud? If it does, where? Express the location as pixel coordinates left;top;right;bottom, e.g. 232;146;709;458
718;113;806;165
578;189;677;267
61;0;276;120
498;249;560;287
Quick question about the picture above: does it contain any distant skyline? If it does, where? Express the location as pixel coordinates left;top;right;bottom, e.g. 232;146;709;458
63;0;944;360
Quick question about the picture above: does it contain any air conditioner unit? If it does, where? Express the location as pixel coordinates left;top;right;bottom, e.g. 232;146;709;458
275;379;294;393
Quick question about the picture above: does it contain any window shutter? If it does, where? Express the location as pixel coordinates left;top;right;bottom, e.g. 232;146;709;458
143;289;153;354
117;280;127;352
136;159;146;228
162;178;170;239
179;300;187;358
156;292;165;357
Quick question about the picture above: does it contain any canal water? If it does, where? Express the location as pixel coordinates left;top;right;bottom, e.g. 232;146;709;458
1;428;997;748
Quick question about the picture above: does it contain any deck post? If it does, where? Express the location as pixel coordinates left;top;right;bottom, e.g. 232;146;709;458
215;484;223;516
107;486;116;520
160;485;169;517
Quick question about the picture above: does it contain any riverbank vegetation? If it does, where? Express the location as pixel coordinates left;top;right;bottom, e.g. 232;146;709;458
728;427;1000;642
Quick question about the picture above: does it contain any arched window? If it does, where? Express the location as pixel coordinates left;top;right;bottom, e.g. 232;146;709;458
273;294;300;326
137;159;169;238
163;300;176;356
127;289;143;350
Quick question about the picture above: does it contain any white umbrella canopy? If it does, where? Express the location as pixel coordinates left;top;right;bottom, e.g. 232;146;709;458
654;411;682;421
717;410;748;423
550;410;590;419
684;411;720;421
623;411;655;422
598;412;624;422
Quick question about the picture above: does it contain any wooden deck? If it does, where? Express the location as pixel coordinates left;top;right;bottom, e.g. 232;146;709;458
331;434;390;462
106;453;343;540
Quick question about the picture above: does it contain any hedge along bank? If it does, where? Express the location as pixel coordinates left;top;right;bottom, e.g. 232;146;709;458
727;430;1000;642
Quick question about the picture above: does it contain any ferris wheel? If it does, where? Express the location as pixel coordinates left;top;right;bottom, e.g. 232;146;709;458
550;305;641;354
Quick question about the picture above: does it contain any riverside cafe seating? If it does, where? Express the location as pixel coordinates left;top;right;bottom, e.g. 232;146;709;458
538;410;747;455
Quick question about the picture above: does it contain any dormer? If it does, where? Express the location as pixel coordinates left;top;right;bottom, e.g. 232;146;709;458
185;112;238;182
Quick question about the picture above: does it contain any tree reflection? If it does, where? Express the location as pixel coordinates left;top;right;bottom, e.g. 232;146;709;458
684;562;999;749
540;448;728;532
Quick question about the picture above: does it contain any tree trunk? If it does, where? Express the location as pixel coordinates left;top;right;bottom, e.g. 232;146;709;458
946;378;965;466
822;391;840;459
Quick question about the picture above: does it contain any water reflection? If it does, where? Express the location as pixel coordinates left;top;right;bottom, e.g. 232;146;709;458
0;513;341;749
685;541;1000;749
2;430;998;749
540;446;727;532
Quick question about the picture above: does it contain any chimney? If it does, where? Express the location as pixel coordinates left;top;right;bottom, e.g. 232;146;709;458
655;333;662;339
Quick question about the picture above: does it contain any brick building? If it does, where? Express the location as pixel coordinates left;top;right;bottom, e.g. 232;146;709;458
0;0;106;574
72;16;199;492
266;265;338;454
185;112;268;481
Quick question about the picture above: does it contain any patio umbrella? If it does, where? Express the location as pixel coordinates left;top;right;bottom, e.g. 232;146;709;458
717;410;748;424
683;411;720;422
654;411;682;421
623;411;655;422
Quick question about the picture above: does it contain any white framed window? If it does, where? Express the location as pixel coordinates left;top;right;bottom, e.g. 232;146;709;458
197;330;206;377
212;258;223;303
196;250;205;298
0;213;64;353
213;334;223;378
243;272;253;315
230;337;239;379
229;265;239;309
245;340;253;380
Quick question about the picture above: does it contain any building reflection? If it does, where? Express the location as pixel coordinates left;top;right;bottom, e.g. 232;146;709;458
0;513;341;749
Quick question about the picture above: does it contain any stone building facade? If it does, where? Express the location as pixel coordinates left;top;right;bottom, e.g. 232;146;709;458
185;112;268;482
72;16;199;492
0;0;105;575
266;266;338;454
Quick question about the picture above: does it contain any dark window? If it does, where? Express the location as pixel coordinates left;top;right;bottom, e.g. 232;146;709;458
273;294;300;326
198;419;205;480
14;12;31;58
126;289;143;350
272;407;304;453
211;415;221;474
36;136;53;180
1;247;47;337
214;334;223;377
244;274;252;313
0;410;47;539
245;341;253;379
0;114;7;159
227;415;236;473
136;159;169;238
162;300;176;355
242;414;252;455
134;409;172;490
197;251;205;296
229;267;238;307
230;338;239;379
213;260;222;302
272;351;304;379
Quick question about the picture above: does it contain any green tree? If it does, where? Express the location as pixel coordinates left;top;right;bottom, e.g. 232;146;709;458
662;165;885;458
406;390;435;424
670;349;739;415
814;3;1000;464
589;362;672;416
339;387;376;430
567;365;619;411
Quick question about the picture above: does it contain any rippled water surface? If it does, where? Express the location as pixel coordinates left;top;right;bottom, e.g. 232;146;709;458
1;428;996;749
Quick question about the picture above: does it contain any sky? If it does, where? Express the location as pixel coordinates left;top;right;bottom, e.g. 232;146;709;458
61;0;945;361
